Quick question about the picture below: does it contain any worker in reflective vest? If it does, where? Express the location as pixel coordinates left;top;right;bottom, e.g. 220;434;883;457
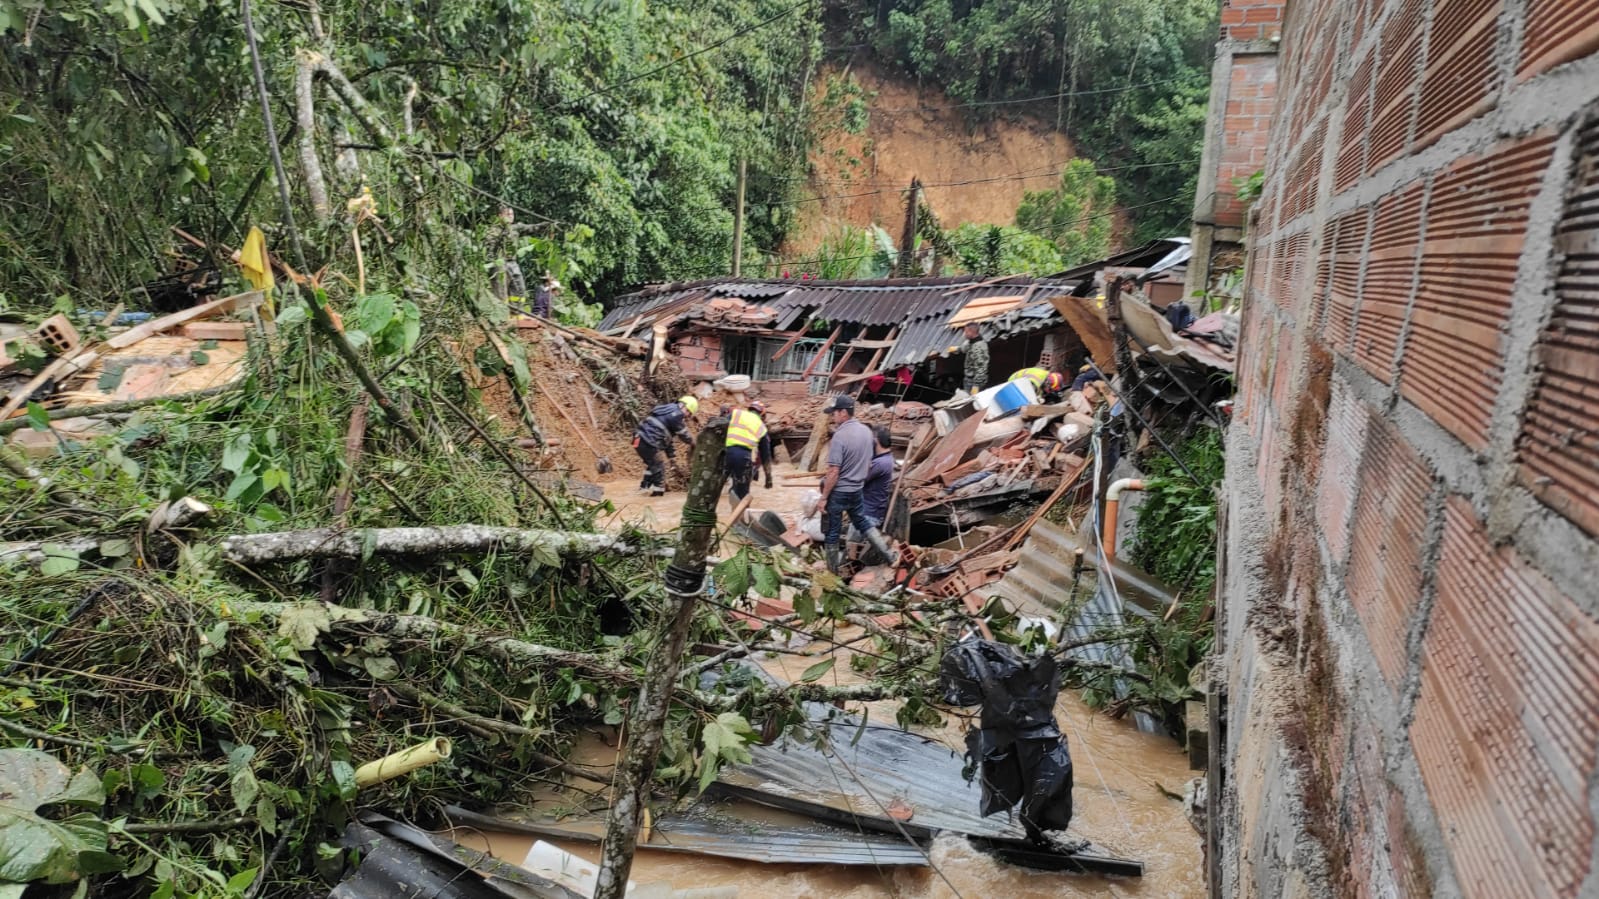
1009;367;1067;403
723;401;774;505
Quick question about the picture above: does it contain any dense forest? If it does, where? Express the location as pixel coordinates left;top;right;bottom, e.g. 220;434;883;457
1;0;1217;305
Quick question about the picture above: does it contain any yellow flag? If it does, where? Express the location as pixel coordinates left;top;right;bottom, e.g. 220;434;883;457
239;226;275;293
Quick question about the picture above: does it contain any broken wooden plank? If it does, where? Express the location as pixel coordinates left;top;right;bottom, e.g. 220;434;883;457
905;411;986;484
1049;294;1116;373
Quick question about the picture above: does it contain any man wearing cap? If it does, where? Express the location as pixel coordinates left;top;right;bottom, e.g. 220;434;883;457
533;272;561;319
634;395;698;496
723;401;774;506
818;395;899;573
1009;366;1068;403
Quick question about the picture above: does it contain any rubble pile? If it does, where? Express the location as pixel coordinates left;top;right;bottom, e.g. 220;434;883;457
1;293;261;458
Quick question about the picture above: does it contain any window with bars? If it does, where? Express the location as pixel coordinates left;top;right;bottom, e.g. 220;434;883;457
753;337;837;394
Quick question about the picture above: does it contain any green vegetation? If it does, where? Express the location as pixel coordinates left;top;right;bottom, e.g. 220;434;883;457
845;0;1220;242
1015;159;1118;266
0;0;822;303
1132;426;1224;599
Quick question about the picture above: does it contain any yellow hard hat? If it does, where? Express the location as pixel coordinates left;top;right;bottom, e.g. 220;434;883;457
679;395;699;415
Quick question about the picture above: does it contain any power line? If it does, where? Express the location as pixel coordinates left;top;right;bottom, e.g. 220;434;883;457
759;158;1199;208
868;76;1188;114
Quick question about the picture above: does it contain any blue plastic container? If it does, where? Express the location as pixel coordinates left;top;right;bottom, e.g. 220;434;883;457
990;381;1030;415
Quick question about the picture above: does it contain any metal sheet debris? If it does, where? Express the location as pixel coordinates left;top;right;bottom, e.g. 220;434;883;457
712;706;1144;877
331;813;581;899
446;796;931;867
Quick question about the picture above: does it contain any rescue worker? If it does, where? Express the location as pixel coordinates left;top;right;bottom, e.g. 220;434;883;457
818;395;898;573
634;395;697;495
960;323;989;394
1009;367;1068;403
723;400;774;505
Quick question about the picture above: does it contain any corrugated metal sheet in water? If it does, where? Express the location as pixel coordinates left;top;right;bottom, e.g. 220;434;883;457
446;798;931;867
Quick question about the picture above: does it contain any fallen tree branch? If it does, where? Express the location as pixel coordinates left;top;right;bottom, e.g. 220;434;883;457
123;817;254;835
220;525;649;565
389;684;611;783
0;385;237;437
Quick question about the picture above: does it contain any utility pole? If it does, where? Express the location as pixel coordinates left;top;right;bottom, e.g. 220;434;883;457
897;176;921;277
731;157;747;277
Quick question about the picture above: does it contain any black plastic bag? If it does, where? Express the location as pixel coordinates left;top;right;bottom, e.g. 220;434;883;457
939;640;1074;842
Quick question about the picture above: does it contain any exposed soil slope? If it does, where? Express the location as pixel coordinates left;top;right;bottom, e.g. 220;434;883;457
787;63;1076;254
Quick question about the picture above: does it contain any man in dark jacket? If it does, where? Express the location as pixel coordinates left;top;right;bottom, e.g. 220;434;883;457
634;395;697;495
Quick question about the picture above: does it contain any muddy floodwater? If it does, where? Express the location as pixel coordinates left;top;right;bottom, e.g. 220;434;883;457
455;650;1204;897
503;463;1206;895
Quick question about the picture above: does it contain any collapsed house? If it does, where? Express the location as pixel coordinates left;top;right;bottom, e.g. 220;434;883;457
599;274;1088;404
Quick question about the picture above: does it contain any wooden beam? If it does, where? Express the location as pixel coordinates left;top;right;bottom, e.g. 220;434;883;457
861;325;900;374
798;325;842;380
768;326;809;363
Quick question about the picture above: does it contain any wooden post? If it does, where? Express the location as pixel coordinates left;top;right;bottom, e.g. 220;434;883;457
593;420;730;899
731;157;746;277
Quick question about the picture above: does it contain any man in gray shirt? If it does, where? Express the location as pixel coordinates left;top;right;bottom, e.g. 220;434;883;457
818;395;899;573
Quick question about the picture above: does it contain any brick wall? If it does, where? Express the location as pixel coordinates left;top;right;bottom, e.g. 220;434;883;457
1211;0;1599;895
670;332;723;378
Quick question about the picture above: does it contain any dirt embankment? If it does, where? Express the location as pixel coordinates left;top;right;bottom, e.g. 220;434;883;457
786;63;1076;254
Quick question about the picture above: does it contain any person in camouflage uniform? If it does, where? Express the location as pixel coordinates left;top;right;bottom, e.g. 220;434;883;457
961;323;990;394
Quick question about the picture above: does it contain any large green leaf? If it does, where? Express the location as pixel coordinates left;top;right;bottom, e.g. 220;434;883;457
0;749;119;885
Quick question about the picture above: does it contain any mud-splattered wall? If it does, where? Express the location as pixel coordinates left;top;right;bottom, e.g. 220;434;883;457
1212;0;1599;896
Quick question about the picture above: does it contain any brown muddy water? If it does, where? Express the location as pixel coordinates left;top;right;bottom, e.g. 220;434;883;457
453;642;1203;898
512;465;1205;895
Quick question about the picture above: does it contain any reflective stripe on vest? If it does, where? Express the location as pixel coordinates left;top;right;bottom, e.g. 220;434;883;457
1009;367;1048;386
725;408;767;450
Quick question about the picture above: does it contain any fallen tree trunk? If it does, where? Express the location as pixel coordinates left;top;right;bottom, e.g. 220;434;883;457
221;525;652;565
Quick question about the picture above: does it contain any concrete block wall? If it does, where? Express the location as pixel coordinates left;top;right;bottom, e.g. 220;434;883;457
1216;0;1599;896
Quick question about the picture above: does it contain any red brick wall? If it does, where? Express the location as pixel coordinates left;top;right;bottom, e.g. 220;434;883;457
1213;54;1278;229
670;332;723;378
1219;0;1599;894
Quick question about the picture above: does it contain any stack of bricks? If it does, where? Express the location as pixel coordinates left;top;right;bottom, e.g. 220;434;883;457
1212;0;1599;896
685;297;778;326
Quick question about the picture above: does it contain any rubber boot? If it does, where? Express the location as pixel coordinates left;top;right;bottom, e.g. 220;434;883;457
864;527;900;568
824;544;843;575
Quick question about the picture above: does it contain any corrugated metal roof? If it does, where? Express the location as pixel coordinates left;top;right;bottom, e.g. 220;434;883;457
1050;238;1190;282
600;276;1081;340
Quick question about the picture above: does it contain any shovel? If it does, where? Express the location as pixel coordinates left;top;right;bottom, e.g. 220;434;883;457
548;399;614;474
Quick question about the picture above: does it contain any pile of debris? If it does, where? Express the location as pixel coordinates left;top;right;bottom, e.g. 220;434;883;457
1;292;262;458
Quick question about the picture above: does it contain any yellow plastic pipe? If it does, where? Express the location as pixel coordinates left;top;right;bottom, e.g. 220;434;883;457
354;737;452;788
